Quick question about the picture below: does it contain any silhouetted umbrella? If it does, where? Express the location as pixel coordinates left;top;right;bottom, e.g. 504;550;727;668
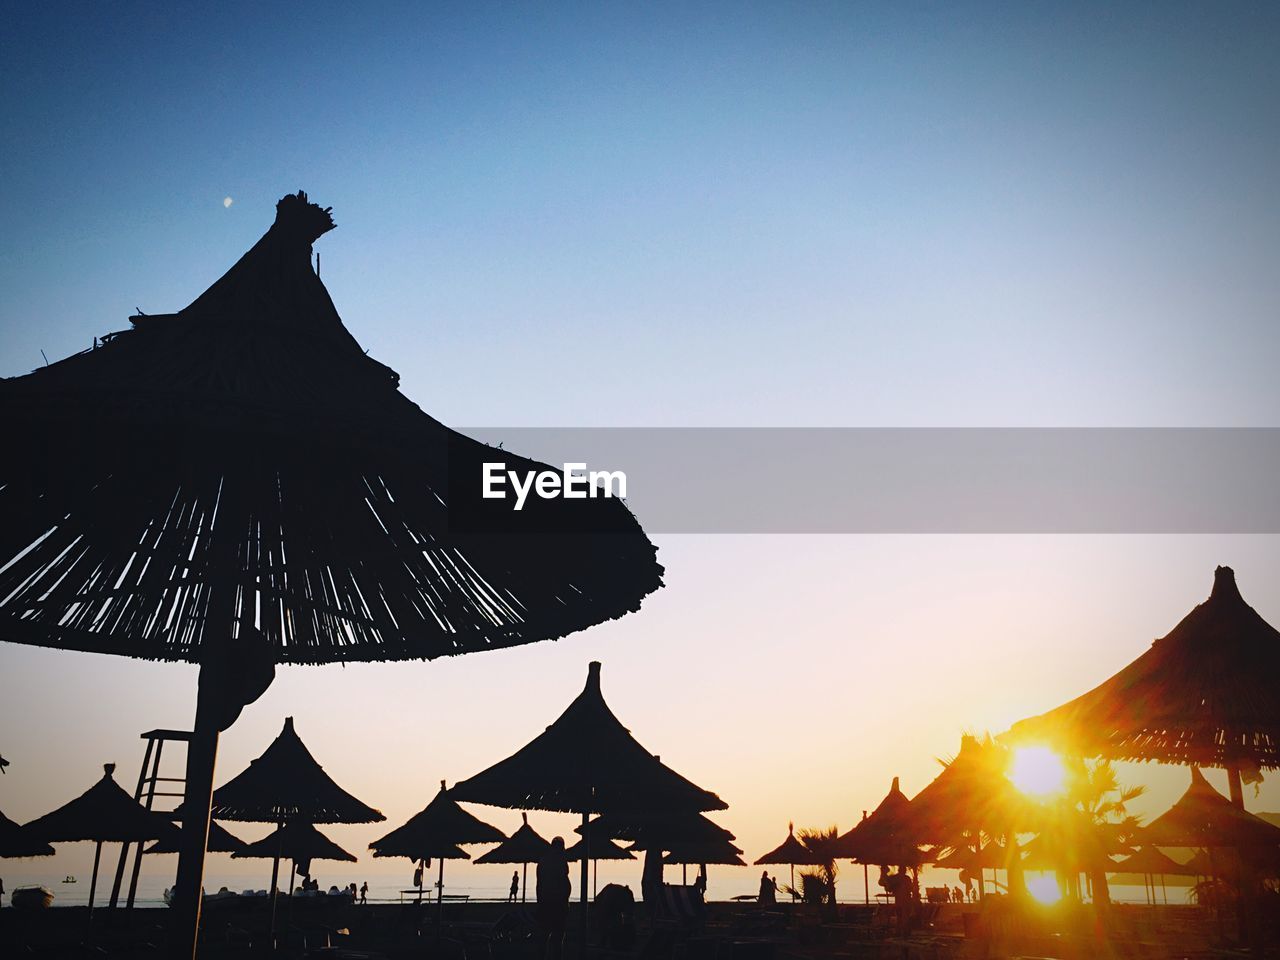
904;737;1024;846
1110;847;1195;905
931;842;1007;871
566;835;634;898
474;812;550;903
234;821;356;863
208;717;383;825
146;821;245;855
199;715;381;933
1010;567;1280;807
900;736;1028;896
834;777;921;867
1141;768;1280;849
662;839;746;866
453;662;726;815
25;764;179;914
371;781;504;913
0;192;662;957
566;836;634;862
0;810;55;858
452;660;726;948
233;820;355;896
755;823;825;894
584;809;735;848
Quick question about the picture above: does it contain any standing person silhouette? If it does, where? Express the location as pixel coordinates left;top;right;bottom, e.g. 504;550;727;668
758;870;775;905
536;837;571;960
359;881;368;905
510;870;520;902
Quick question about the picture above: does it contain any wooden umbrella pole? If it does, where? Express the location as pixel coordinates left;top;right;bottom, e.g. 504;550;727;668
435;856;445;939
1226;762;1245;810
522;860;528;903
170;695;219;960
580;810;590;959
89;839;103;917
268;816;285;941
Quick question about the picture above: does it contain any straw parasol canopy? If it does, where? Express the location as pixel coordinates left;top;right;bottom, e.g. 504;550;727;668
0;809;55;858
1140;767;1280;849
232;820;356;865
833;777;921;866
755;823;826;867
371;780;504;909
1110;846;1196;876
25;764;181;844
931;842;1007;871
755;822;825;898
662;839;747;866
585;809;736;849
453;661;726;951
0;190;664;665
24;764;180;912
1009;567;1280;801
902;736;1024;849
566;837;634;862
473;812;550;903
207;717;383;825
451;662;726;816
474;813;551;865
146;821;245;855
0;192;663;956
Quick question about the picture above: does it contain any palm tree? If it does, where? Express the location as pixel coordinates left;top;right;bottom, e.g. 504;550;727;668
1028;759;1144;906
796;826;840;914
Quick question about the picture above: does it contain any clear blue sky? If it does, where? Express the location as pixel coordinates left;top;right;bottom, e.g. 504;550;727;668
1;2;1279;898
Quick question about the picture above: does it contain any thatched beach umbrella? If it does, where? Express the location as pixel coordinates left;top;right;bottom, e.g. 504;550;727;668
0;192;663;957
207;717;382;825
233;820;356;898
1141;768;1280;849
0;809;55;858
199;716;381;932
584;809;736;849
755;822;826;896
662;838;746;866
835;777;921;867
566;835;634;898
901;736;1028;897
1110;846;1195;905
1009;567;1280;808
474;812;550;903
370;780;504;915
145;820;245;855
451;661;726;946
25;764;179;914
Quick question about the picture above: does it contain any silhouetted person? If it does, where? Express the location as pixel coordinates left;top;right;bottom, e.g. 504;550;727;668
537;836;571;960
758;870;775;905
360;881;368;905
510;870;520;901
641;847;663;911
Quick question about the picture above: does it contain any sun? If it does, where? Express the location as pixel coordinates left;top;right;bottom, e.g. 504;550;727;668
1025;872;1062;905
1009;745;1067;798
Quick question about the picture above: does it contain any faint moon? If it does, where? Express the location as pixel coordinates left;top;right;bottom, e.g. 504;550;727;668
223;196;233;208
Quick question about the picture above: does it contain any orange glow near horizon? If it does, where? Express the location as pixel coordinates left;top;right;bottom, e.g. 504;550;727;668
1009;745;1067;799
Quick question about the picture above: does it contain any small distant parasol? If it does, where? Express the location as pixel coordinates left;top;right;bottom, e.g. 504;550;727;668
24;764;179;915
473;812;551;903
370;781;504;917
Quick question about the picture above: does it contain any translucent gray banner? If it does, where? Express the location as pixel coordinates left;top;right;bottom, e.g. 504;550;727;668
457;428;1280;533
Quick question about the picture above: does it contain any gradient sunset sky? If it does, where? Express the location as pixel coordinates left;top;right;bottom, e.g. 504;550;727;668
1;2;1278;895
